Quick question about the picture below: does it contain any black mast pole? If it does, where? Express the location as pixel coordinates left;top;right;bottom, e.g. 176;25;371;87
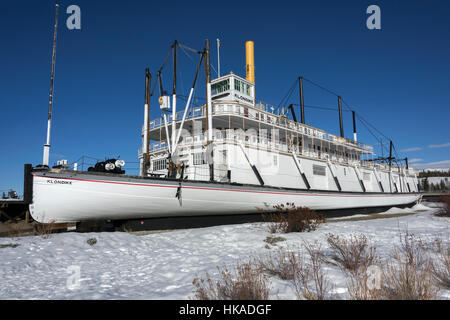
173;40;177;95
157;71;164;96
338;96;344;138
389;140;393;168
352;111;357;142
299;76;305;124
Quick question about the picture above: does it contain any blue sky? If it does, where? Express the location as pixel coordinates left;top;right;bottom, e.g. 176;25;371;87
1;0;449;195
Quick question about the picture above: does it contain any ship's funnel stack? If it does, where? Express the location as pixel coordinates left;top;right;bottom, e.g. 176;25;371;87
245;41;255;84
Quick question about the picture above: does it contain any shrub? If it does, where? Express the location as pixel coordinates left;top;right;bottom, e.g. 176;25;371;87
346;231;439;300
378;232;438;300
262;203;325;234
192;262;271;300
254;247;301;281
33;220;56;239
6;223;24;240
431;238;450;290
292;241;333;300
325;233;379;273
346;265;384;300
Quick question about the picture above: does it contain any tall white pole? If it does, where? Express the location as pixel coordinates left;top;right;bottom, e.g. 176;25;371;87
43;3;59;167
172;41;177;152
141;68;151;176
217;38;220;78
172;94;176;149
172;87;195;155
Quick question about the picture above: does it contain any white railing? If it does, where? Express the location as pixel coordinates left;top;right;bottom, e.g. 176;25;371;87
148;129;374;169
149;106;204;130
146;101;372;153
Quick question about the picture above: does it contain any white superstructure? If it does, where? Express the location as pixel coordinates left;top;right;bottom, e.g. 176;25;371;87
140;70;419;195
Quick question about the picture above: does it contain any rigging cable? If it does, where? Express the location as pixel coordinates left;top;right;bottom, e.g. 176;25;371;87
277;78;299;111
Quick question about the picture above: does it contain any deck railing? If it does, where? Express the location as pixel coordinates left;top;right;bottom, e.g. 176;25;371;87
147;129;381;169
146;101;373;153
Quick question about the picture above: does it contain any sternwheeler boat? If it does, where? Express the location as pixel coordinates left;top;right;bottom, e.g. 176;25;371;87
28;35;421;223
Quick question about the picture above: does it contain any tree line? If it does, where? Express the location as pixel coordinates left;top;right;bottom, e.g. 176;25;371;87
419;177;449;192
418;170;450;178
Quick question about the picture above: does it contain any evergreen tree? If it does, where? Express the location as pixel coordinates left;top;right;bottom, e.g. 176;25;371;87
423;177;430;191
440;179;446;191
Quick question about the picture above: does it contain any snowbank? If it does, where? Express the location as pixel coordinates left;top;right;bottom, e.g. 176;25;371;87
0;202;448;300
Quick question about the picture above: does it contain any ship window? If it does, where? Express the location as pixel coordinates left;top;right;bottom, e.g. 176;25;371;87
234;79;241;92
313;164;326;176
153;159;167;171
193;152;207;165
211;79;230;95
234;79;252;97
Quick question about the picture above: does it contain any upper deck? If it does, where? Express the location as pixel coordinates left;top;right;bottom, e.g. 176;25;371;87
147;73;372;153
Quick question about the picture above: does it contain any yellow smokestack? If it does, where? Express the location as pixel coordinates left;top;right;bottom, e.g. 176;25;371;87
245;41;255;84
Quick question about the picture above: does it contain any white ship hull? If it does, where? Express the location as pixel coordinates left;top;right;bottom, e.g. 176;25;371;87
29;171;421;223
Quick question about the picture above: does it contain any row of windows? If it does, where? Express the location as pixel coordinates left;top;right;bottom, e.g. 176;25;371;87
211;79;230;95
234;79;251;96
152;153;210;170
153;159;167;171
193;152;207;165
211;78;253;97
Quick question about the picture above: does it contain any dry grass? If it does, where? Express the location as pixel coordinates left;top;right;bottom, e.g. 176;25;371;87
346;232;438;300
325;233;379;273
192;262;271;300
346;265;383;300
261;203;325;234
431;238;450;290
6;223;24;240
33;220;56;239
254;247;300;281
293;242;333;300
381;254;437;299
192;231;447;301
379;232;437;300
254;243;333;300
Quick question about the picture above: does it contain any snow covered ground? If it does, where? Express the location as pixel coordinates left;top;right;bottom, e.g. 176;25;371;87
0;202;449;300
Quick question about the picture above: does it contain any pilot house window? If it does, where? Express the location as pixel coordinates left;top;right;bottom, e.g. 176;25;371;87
211;79;230;95
234;79;252;96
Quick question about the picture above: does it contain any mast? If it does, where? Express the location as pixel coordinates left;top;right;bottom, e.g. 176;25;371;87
43;3;59;167
217;38;220;77
299;76;305;124
338;96;344;138
352;111;357;142
389;140;393;192
204;39;214;181
140;68;151;176
172;40;178;150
